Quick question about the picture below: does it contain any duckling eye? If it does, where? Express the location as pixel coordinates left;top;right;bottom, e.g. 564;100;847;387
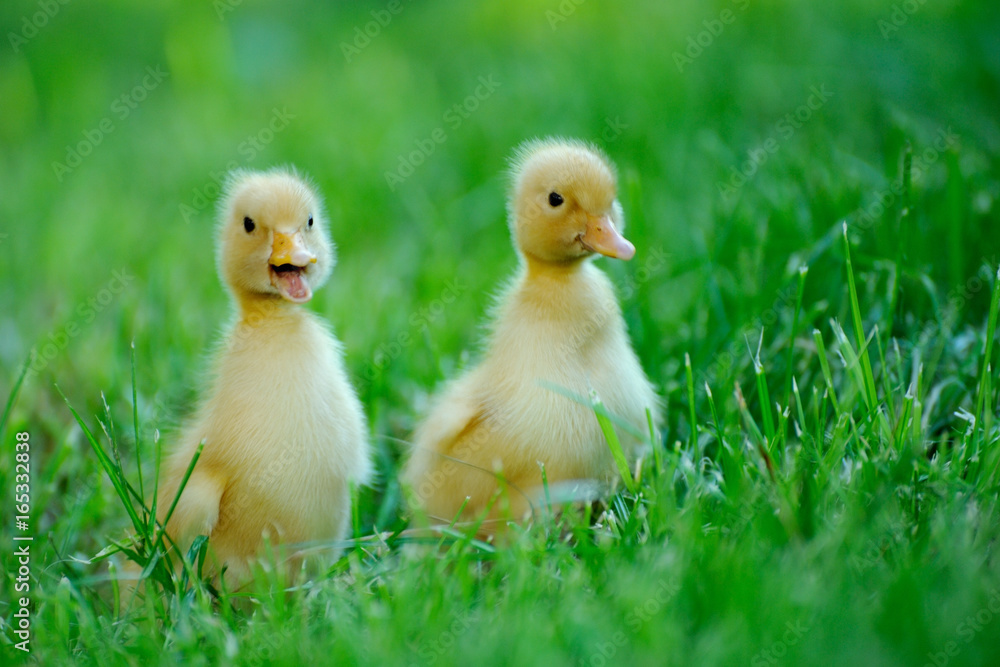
548;192;564;207
243;216;255;233
308;216;313;228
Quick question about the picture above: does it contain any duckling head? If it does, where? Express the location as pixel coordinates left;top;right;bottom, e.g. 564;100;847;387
217;168;334;304
508;138;634;265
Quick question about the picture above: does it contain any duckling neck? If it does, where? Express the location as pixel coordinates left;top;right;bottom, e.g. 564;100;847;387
516;255;617;317
522;254;587;283
233;292;306;326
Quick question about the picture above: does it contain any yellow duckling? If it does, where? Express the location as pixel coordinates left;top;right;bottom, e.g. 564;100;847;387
156;167;370;583
402;138;660;528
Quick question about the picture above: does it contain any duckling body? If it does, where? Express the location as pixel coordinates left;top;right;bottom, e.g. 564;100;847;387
158;168;370;582
403;138;659;526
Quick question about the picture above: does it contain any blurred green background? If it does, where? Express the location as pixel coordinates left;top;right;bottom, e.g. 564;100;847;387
3;0;997;420
1;0;999;662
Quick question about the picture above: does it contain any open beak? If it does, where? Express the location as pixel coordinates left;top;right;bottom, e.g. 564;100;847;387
269;232;317;303
580;215;635;261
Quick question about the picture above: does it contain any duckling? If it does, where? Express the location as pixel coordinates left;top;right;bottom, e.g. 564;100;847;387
402;138;660;529
156;167;371;584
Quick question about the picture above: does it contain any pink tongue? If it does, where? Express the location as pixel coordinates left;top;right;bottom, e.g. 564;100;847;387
276;270;310;301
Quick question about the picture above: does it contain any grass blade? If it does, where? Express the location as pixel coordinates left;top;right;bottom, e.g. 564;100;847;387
748;333;776;449
842;222;879;414
685;352;698;458
0;351;33;440
783;265;809;413
591;390;637;494
813;329;841;414
974;266;999;431
131;341;145;505
153;440;206;549
646;407;662;478
59;387;145;535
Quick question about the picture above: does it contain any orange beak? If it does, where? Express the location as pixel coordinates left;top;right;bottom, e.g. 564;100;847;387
580;215;635;260
270;232;317;267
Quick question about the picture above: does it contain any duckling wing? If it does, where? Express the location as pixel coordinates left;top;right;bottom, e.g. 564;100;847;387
414;384;483;456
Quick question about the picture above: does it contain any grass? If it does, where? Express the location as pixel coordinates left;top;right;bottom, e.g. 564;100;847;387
2;0;1000;665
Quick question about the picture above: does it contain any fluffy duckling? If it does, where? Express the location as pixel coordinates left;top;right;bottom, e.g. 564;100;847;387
157;167;370;584
402;138;660;528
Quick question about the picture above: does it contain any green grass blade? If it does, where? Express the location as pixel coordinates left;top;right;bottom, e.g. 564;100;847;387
591;390;637;494
351;482;362;552
734;382;766;452
749;333;776;448
974;266;999;432
149;429;163;537
873;326;892;419
685;352;698;457
783;265;808;413
975;266;999;487
813;329;841;414
539;461;552;519
0;351;33;440
59;387;145;535
131;340;145;505
538;381;646;440
646;407;662;477
842;222;879;414
153;439;205;549
705;382;726;451
792;378;808;442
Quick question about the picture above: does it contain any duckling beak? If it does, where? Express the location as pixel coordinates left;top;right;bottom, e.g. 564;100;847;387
270;232;317;268
269;232;317;303
580;215;635;261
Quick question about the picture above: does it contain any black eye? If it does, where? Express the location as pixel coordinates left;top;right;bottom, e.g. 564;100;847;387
308;216;314;228
243;216;255;233
548;192;564;207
